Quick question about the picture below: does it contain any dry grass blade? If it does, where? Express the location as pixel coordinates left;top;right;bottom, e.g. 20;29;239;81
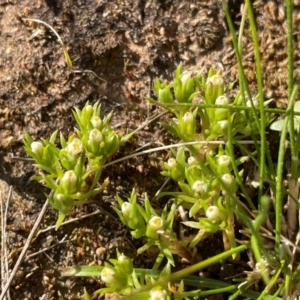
0;199;49;300
22;18;73;68
1;186;13;300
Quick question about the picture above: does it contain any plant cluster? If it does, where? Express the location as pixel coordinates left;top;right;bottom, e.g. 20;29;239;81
24;102;132;228
24;63;275;299
22;0;300;299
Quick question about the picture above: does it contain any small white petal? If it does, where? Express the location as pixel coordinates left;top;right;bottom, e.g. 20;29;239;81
31;142;44;155
148;216;164;231
91;116;102;128
206;206;222;222
101;267;115;284
192;180;208;194
167;158;177;169
150;289;167;300
217;155;231;167
222;173;234;186
215;95;230;105
182;112;193;124
89;128;103;143
66;138;83;156
207;74;224;86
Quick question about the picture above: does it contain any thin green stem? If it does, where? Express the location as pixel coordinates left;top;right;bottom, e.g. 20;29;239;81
226;109;255;210
275;83;300;256
286;0;298;181
246;0;270;201
118;245;247;300
222;1;260;150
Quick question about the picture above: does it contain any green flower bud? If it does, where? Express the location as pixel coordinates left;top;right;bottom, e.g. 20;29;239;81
52;192;74;214
101;267;115;285
117;254;133;275
31;141;44;156
80;104;94;126
246;99;258;107
158;85;173;103
214;96;230;121
150;289;167;300
106;133;120;155
214;108;228;121
91;116;102;129
188;156;197;166
101;267;128;290
206;205;225;223
217;155;231;167
180;71;191;85
217;155;231;174
59;138;84;170
215;95;230;105
89;128;103;143
207;74;224;87
181;111;196;138
166;158;184;182
192;180;208;195
167;158;177;170
206;74;224;103
184;77;196;101
146;216;164;238
182;112;193;124
210;120;229;137
66;138;83;156
121;202;132;218
121;202;145;231
61;170;78;194
221;173;237;194
89;128;103;154
218;120;228;130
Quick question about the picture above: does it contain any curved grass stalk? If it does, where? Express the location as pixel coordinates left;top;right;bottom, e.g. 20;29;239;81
22;18;73;68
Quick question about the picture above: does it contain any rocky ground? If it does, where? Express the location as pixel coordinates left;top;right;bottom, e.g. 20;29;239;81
0;0;296;299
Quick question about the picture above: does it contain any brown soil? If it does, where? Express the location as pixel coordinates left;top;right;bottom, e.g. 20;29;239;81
0;0;294;299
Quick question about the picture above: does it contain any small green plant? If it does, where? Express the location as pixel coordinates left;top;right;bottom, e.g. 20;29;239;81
147;64;273;256
24;102;132;228
21;0;300;299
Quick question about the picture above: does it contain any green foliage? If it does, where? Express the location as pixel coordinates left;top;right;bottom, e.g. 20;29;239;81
24;0;300;298
24;102;132;228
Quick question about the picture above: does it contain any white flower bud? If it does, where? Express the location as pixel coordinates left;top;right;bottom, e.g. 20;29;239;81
246;99;258;107
167;158;177;169
89;128;103;143
221;173;234;186
217;155;231;167
148;216;164;231
218;120;228;129
118;254;133;274
192;180;208;194
91;116;102;128
207;74;224;86
54;193;65;202
150;289;167;300
66;138;83;156
206;205;223;222
101;267;115;284
182;112;193;124
31;141;44;156
85;104;93;114
61;170;78;194
215;95;230;105
180;71;191;85
188;156;197;165
121;202;132;218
